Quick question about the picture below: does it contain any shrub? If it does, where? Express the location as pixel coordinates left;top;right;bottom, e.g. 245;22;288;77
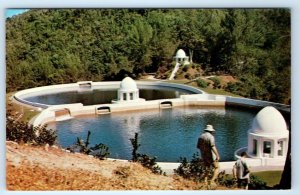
196;79;208;88
34;125;57;146
130;132;140;162
216;171;236;188
185;73;192;80
130;133;165;175
135;154;165;175
225;81;239;93
69;130;110;160
216;171;269;190
208;77;221;89
174;153;211;182
182;66;189;72
6;110;57;146
249;175;268;190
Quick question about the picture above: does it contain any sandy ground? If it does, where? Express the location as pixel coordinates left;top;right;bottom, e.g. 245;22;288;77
7;141;233;191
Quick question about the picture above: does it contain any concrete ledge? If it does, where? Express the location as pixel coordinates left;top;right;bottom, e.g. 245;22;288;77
156;160;285;175
226;96;290;113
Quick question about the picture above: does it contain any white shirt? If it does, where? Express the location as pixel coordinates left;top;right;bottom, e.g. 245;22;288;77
234;158;250;180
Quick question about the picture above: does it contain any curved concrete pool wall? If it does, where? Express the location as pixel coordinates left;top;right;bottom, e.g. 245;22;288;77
14;80;290;127
14;80;205;109
31;94;229;127
31;93;290;128
13;81;209;125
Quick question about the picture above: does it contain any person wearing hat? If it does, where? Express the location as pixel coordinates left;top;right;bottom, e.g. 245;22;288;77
197;124;220;188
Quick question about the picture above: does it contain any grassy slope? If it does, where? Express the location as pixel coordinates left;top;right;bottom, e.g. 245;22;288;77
6;92;41;122
252;171;283;187
164;79;242;97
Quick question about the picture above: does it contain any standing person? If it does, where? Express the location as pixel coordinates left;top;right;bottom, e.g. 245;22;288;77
197;124;220;188
232;151;251;190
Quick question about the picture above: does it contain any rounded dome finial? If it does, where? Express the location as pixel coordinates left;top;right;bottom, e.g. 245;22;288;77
120;77;138;91
250;106;288;136
175;49;187;58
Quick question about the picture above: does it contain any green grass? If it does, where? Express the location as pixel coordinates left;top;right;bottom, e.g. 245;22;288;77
6;92;41;123
252;171;283;187
21;109;40;122
165;79;241;97
227;170;283;188
198;87;242;97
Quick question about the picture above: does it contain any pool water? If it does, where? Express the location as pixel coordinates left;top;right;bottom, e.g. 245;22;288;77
47;106;257;162
24;87;195;106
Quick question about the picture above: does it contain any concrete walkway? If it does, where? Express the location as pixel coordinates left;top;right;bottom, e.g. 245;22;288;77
157;161;284;175
169;62;180;80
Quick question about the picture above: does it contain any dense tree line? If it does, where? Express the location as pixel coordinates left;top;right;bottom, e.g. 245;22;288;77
6;9;290;104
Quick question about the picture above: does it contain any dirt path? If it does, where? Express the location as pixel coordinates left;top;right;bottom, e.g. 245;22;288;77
145;75;161;80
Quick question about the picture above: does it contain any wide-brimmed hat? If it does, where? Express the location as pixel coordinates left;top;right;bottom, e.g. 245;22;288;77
204;124;215;132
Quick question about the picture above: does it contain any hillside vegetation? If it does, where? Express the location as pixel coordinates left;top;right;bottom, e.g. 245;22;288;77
6;9;290;104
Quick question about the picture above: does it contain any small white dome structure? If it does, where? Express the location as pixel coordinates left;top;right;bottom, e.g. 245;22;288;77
120;77;138;91
175;49;187;59
112;77;145;104
174;49;190;65
247;106;289;159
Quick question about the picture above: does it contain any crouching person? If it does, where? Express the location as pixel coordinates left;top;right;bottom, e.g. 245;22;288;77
232;152;250;190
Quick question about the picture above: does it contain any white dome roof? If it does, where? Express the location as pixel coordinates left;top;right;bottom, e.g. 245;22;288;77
249;106;288;136
175;49;187;58
120;77;138;91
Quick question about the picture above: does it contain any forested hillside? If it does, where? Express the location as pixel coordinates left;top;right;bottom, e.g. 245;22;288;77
6;9;290;104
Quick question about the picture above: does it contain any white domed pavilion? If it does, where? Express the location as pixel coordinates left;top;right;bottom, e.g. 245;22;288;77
247;106;289;159
112;77;145;104
174;49;190;65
